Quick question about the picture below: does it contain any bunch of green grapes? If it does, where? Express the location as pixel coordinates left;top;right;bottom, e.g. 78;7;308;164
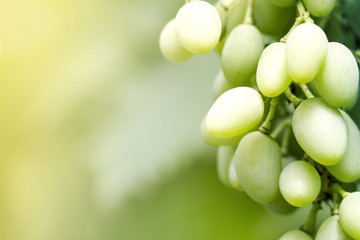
159;0;360;239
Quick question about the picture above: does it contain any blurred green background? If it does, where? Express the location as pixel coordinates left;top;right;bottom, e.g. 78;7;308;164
0;0;359;240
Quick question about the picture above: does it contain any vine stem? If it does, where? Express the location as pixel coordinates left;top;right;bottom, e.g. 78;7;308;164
332;188;340;215
333;183;350;199
280;0;313;42
299;83;314;98
243;0;254;25
259;97;279;135
301;201;321;236
284;87;304;107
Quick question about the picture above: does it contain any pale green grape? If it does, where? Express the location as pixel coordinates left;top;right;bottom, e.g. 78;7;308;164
221;24;264;85
280;161;321;207
271;0;296;8
315;215;352;240
327;110;360;183
303;0;337;17
280;229;313;240
265;194;296;215
253;0;296;36
200;117;243;146
159;19;193;62
292;98;347;166
217;146;237;186
256;42;292;97
286;23;328;83
314;42;359;109
339;192;360;240
213;70;235;100
206;87;264;138
175;1;222;54
234;131;281;204
228;158;244;191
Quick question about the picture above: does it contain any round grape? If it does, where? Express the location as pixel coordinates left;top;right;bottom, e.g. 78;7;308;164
339;192;360;239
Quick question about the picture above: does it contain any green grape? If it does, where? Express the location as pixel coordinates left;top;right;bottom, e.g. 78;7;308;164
228;158;244;191
200;117;243;146
234;131;281;204
217;146;237;186
253;0;296;36
159;19;193;62
213;70;235;100
256;42;292;97
303;0;337;17
271;0;296;8
175;1;222;54
279;229;313;240
279;160;321;207
206;87;264;138
315;215;352;240
265;194;296;215
314;42;359;109
339;192;360;239
286;23;328;83
327;110;360;183
292;98;347;166
221;24;264;85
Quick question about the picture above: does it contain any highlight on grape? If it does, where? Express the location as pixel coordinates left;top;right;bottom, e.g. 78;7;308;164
159;0;360;239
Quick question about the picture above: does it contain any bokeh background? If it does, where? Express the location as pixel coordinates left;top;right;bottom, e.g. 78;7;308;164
0;0;359;240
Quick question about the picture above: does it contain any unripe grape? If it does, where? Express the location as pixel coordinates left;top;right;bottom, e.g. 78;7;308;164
279;161;321;207
315;42;359;109
292;98;347;166
234;131;281;204
159;19;193;62
327;110;360;183
176;1;222;54
286;23;328;83
279;229;313;240
315;215;352;240
228;158;244;191
303;0;337;17
256;42;292;97
253;0;296;36
206;87;264;138
213;70;235;100
271;0;296;8
217;146;237;186
200;117;243;146
339;192;360;239
221;24;264;85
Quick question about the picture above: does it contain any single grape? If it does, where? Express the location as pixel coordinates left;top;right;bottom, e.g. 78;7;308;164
327;110;360;183
339;192;360;239
314;42;359;109
271;0;296;8
256;42;292;97
253;0;296;36
292;98;347;166
315;215;352;240
213;70;235;100
221;24;264;85
279;229;313;240
286;23;328;83
206;87;264;138
217;146;237;186
228;158;244;191
200;117;243;146
303;0;337;17
175;1;222;54
234;131;281;204
159;19;193;62
279;160;321;207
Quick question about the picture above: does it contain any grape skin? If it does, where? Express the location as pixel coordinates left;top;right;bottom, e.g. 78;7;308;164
228;158;244;191
339;192;360;240
217;146;237;186
303;0;337;17
159;19;193;62
286;23;328;83
271;0;296;8
175;1;222;54
315;215;351;240
279;229;312;240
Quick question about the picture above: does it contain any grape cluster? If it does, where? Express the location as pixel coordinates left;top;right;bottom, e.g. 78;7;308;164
159;0;360;239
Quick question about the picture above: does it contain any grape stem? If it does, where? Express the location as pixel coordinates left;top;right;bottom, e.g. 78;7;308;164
259;97;279;135
299;83;314;98
332;188;340;215
280;127;291;156
300;200;321;236
333;183;350;199
284;87;303;107
270;117;291;139
243;0;254;25
280;0;313;43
